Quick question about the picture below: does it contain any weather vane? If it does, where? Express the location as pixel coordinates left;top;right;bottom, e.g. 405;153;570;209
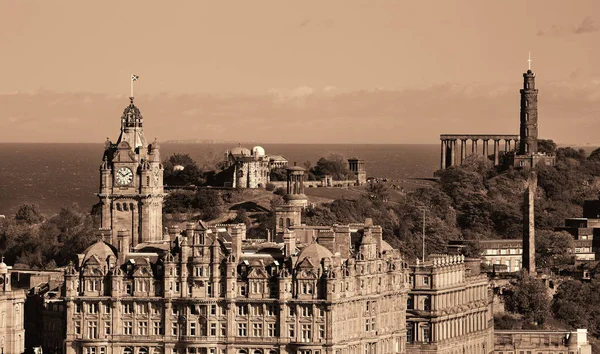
131;74;139;98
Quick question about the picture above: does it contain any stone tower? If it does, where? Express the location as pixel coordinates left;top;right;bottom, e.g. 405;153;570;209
283;164;308;208
348;157;367;185
98;97;164;247
518;69;538;155
522;172;537;275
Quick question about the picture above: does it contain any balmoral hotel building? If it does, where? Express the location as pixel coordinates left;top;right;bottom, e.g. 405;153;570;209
61;97;414;354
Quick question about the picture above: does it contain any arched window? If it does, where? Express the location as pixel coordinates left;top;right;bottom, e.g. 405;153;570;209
524;128;529;137
139;348;149;354
123;348;133;354
525;112;529;122
525;100;529;107
238;351;248;354
525;143;529;153
286;218;291;228
279;218;283;229
254;350;263;354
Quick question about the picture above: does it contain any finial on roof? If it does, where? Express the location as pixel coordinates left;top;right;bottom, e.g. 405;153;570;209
528;51;532;71
129;97;134;105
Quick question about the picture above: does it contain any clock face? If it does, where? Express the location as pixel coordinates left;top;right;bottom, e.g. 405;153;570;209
116;167;133;185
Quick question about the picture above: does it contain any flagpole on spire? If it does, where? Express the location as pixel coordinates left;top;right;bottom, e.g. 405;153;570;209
130;74;139;98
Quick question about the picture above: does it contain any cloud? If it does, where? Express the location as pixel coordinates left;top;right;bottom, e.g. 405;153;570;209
298;19;334;29
537;17;598;37
1;80;600;145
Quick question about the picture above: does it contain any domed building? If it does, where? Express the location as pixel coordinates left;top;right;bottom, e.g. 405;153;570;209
220;145;272;188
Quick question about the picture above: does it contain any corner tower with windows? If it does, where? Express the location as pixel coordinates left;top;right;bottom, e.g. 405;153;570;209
519;69;538;155
97;97;165;247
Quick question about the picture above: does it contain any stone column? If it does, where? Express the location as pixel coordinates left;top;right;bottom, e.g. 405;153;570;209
473;139;478;155
494;140;499;165
449;140;456;166
441;140;447;170
453;140;459;166
460;139;466;164
504;139;509;152
482;139;488;159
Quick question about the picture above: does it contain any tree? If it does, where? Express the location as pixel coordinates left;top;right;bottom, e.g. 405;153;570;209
269;168;287;182
537;139;557;155
14;203;45;224
503;271;551;326
193;189;222;221
366;182;390;203
535;230;574;269
310;154;354;180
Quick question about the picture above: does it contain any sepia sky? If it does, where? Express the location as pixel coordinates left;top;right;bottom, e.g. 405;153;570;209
1;0;600;144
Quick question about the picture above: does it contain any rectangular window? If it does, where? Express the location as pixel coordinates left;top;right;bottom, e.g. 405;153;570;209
75;303;81;314
319;324;325;339
221;323;227;337
238;323;247;336
423;277;429;285
87;321;98;339
153;321;162;335
104;303;111;314
190;323;196;336
422;327;430;343
211;304;217;316
289;324;295;338
301;305;312;317
123;303;133;314
267;304;277;316
210;323;217;336
105;322;111;335
252;323;263;337
138;321;148;335
252;305;263;316
407;325;413;343
88;303;98;314
124;321;133;335
75;321;81;336
301;324;312;342
268;323;277;337
172;323;178;336
237;305;248;316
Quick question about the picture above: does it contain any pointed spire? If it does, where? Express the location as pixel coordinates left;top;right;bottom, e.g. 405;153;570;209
527;51;532;71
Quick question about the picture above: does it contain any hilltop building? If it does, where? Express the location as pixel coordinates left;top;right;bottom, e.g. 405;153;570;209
440;63;555;170
220;146;271;188
347;158;367;186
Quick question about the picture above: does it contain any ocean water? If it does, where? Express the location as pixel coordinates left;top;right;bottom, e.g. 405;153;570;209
0;143;439;216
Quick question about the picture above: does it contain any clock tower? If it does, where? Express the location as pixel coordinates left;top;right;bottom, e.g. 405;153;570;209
98;97;164;247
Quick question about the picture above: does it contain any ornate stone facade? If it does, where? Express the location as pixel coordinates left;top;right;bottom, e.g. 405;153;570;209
0;261;26;354
406;255;494;354
62;217;409;354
